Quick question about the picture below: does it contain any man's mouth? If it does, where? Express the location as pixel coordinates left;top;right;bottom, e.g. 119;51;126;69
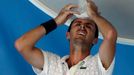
77;31;86;36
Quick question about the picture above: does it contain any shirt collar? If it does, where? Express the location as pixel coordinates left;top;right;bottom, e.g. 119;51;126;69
61;55;92;64
61;55;69;63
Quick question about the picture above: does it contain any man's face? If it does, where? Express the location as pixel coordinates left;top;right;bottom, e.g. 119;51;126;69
67;18;97;46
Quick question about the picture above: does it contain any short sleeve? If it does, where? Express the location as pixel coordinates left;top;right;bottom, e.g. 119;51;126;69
32;50;60;75
97;53;115;75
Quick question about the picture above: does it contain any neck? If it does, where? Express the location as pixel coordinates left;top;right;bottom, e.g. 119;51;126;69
67;43;90;68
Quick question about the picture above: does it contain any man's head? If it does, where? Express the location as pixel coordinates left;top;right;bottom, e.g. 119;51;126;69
66;18;98;48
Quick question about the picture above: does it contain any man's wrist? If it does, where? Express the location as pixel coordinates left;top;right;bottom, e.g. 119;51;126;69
54;17;61;25
91;14;101;20
41;19;57;34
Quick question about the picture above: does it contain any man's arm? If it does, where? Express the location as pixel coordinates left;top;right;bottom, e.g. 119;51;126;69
15;4;79;70
15;26;46;70
87;0;117;69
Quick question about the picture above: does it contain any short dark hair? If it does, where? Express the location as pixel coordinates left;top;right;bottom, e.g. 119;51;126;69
67;19;99;38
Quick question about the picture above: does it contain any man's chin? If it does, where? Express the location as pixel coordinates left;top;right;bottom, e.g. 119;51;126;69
74;38;86;45
76;35;86;39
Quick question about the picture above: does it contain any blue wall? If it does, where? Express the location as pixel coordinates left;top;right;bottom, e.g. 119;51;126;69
0;0;134;75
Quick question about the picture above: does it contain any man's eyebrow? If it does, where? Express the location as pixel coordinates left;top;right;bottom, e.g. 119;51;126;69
74;20;81;23
86;22;95;25
86;22;92;25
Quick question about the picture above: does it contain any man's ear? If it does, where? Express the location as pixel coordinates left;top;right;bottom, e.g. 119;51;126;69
66;32;70;40
92;38;98;44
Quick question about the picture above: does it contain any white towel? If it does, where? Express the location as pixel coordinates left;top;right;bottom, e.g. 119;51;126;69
75;0;89;18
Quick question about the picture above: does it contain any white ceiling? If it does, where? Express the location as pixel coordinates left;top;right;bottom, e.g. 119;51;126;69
29;0;134;45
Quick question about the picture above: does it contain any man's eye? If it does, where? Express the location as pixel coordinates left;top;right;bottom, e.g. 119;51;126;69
76;23;80;26
86;25;91;29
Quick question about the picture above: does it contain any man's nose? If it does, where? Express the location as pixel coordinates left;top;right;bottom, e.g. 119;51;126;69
80;25;85;30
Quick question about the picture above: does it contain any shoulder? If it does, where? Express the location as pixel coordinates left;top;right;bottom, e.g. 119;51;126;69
41;49;61;62
92;53;115;74
32;49;62;75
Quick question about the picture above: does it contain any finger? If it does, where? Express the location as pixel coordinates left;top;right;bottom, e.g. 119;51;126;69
87;0;96;6
87;0;98;11
65;4;79;10
68;11;80;15
87;0;94;3
99;12;101;15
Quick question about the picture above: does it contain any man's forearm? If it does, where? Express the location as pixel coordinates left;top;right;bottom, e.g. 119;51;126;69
92;15;117;39
15;18;59;51
15;26;46;51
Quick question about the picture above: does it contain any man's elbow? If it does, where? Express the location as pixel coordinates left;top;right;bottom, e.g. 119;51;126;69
105;29;118;41
14;38;28;53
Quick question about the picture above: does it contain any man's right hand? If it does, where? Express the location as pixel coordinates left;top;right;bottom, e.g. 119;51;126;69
55;4;80;25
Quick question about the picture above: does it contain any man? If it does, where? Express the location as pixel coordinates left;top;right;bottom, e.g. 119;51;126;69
15;0;117;75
